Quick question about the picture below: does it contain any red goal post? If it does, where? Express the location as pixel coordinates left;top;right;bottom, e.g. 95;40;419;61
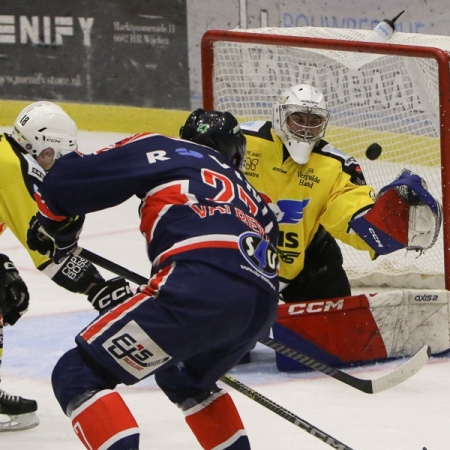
201;28;450;290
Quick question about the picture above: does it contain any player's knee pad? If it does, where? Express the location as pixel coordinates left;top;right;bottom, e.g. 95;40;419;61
70;390;139;450
52;347;117;415
181;388;250;450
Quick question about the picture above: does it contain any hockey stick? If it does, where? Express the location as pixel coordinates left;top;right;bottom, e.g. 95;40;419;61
260;336;430;394
220;374;354;450
77;247;431;394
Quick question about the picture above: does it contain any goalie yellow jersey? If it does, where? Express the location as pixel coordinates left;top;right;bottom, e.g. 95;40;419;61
241;121;376;287
0;133;50;269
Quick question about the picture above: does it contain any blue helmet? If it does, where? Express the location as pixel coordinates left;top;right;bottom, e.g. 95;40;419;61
179;108;246;168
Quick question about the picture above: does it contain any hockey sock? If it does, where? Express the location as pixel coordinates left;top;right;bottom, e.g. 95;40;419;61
183;389;250;449
70;390;139;450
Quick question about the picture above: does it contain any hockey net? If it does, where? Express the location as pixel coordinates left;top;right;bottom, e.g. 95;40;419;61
201;27;450;289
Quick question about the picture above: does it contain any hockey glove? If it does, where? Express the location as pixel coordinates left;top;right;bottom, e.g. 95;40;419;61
27;213;84;264
0;255;30;326
87;277;133;313
350;169;442;255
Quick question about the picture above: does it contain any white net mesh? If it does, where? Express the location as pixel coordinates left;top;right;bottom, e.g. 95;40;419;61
207;27;450;288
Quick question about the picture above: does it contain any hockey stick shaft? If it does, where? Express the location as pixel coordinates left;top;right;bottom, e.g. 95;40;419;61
77;247;430;394
220;374;354;450
78;248;147;286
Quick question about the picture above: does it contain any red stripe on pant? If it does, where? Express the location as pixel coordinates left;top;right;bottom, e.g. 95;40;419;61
71;390;139;450
183;389;248;449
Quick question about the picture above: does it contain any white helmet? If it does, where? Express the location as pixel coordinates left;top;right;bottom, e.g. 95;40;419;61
12;101;78;159
272;84;330;164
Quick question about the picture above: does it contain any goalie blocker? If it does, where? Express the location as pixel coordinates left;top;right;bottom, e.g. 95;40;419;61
349;169;442;255
273;289;450;371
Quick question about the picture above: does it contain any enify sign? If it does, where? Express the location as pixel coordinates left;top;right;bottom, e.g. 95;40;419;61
0;15;93;46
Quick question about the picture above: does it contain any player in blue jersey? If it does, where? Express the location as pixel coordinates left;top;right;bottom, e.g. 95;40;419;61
27;109;279;450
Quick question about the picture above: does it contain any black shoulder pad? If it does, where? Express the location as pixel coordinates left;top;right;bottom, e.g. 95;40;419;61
314;141;368;186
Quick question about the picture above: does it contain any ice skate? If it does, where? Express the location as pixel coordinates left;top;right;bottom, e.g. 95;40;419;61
0;389;39;431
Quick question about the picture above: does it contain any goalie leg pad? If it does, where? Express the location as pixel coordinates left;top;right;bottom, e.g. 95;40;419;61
71;390;139;450
274;290;450;371
274;295;387;371
182;389;250;450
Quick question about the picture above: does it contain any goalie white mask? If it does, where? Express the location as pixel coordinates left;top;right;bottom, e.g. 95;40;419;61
12;101;78;160
272;84;330;164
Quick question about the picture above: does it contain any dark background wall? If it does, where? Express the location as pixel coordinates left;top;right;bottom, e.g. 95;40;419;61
0;0;448;112
0;0;190;109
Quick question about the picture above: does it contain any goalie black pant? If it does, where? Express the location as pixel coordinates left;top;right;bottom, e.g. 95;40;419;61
281;225;351;303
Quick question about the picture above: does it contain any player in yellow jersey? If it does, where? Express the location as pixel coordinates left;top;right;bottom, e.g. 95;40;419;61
241;83;441;368
242;84;376;302
242;83;440;302
0;101;133;431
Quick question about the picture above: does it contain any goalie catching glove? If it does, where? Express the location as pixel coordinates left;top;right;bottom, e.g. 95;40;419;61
349;169;442;255
0;254;30;325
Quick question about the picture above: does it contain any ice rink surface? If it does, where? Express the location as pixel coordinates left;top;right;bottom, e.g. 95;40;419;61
0;129;449;449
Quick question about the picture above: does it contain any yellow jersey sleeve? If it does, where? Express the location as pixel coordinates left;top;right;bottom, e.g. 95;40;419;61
0;134;50;269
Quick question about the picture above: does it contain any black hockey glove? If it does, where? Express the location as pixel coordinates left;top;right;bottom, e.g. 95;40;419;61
87;277;133;313
0;255;30;326
27;213;84;264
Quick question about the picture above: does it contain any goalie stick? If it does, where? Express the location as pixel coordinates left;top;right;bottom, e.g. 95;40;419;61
260;336;430;394
220;374;354;450
76;247;431;394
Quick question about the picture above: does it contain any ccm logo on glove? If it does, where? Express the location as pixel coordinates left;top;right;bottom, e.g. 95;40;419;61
87;277;133;312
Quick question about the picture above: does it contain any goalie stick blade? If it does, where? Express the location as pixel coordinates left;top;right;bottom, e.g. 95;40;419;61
370;345;431;394
260;337;431;394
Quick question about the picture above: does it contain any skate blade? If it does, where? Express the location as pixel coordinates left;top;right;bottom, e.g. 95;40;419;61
0;412;39;432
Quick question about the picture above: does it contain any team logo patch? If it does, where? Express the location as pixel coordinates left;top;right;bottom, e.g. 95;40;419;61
275;199;310;224
239;232;278;278
103;320;171;380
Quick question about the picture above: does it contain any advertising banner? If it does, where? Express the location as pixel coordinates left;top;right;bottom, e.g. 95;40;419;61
0;0;189;109
186;0;450;108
